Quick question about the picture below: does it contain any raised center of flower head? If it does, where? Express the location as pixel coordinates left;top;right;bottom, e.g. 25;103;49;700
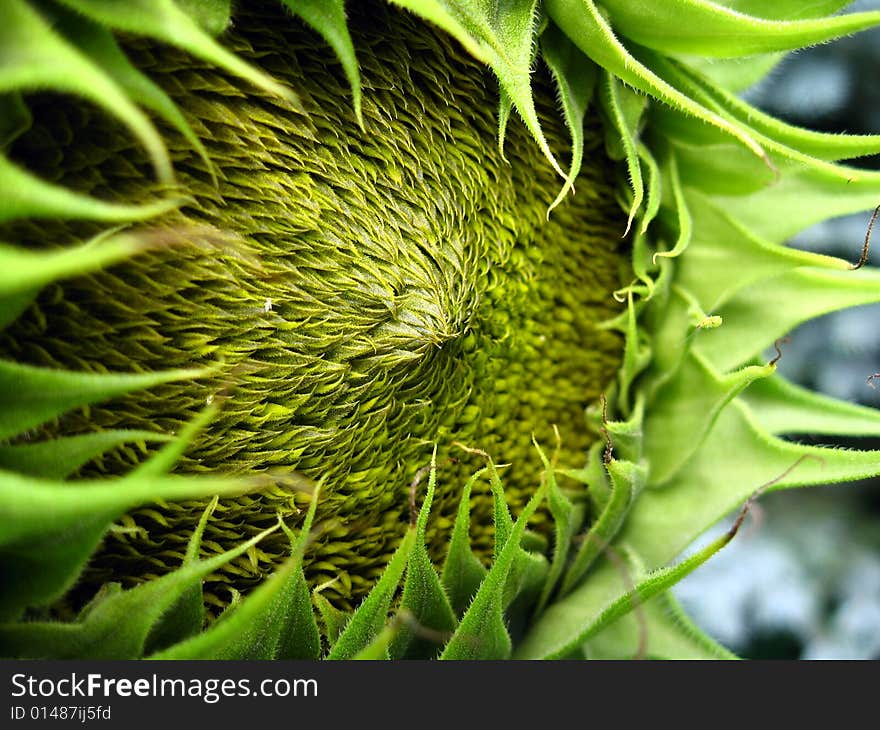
0;2;628;613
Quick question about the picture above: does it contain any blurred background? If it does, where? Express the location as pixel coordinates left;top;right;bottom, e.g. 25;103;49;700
673;0;880;659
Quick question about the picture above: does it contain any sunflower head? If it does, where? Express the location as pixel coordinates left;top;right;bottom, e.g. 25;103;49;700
2;0;880;660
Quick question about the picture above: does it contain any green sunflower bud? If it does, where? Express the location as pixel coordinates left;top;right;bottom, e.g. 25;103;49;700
0;2;626;613
3;0;880;661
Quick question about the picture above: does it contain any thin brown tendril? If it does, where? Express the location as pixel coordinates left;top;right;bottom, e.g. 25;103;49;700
725;455;823;544
852;204;879;270
769;337;789;367
600;393;613;465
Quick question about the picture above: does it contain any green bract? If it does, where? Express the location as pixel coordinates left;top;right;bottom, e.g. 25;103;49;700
2;0;880;660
